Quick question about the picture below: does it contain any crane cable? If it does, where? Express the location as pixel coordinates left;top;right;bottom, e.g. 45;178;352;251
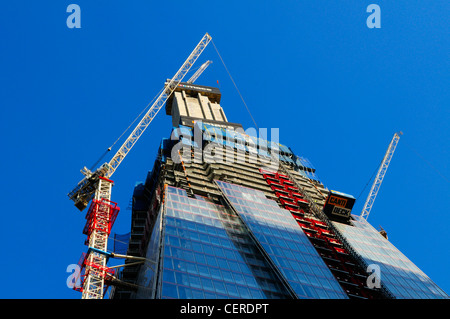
211;39;259;131
355;158;383;202
90;37;262;171
402;139;449;184
89;86;164;171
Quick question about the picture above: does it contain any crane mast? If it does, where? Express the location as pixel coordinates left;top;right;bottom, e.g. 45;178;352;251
360;132;402;221
69;33;212;299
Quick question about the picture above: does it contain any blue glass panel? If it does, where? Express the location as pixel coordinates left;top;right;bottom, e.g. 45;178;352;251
158;186;293;299
216;180;348;299
135;205;164;298
334;216;449;299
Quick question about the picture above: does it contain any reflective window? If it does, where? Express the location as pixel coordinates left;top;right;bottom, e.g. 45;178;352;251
157;186;293;299
216;180;348;299
334;216;449;299
135;206;164;298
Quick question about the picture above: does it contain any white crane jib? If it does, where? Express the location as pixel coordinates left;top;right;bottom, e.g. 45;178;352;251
360;131;402;221
68;33;212;211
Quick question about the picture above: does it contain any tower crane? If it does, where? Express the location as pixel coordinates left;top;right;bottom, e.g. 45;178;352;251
360;131;402;221
68;33;212;299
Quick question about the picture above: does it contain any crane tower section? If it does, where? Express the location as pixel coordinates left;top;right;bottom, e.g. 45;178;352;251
69;33;212;299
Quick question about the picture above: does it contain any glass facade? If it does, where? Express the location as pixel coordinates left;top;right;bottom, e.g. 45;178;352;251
136;183;351;299
216;181;348;299
137;186;295;299
134;181;448;300
334;216;449;299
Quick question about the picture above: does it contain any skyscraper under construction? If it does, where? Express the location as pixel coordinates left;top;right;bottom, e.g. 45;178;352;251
109;82;448;300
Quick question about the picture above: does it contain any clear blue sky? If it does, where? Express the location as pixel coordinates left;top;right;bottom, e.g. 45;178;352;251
0;1;448;299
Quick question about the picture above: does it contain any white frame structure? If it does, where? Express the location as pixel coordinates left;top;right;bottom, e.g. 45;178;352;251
360;132;402;221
